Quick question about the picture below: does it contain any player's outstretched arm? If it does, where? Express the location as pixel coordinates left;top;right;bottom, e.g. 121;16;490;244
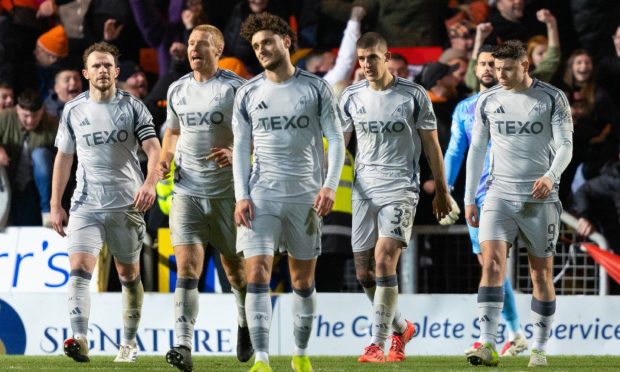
135;137;162;212
158;127;180;178
419;129;452;221
50;151;73;237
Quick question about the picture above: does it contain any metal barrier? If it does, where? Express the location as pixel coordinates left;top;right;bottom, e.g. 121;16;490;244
561;212;608;295
514;212;608;296
400;215;609;295
401;225;470;294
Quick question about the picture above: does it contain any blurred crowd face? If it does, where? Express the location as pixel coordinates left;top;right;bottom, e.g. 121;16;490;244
34;44;59;67
83;51;118;93
54;70;83;103
320;51;335;72
571;53;593;84
251;30;290;71
495;57;528;90
188;30;222;74
497;0;524;22
185;0;204;18
248;0;268;13
448;58;467;84
387;58;409;78
531;43;548;67
476;52;497;89
124;72;148;99
357;45;389;83
306;51;335;76
0;87;14;110
437;72;458;99
16;105;44;131
450;34;474;53
613;26;620;56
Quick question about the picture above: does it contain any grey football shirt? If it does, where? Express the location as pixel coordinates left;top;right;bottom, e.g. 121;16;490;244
55;89;157;211
465;79;573;204
166;70;245;198
232;69;344;204
339;77;437;201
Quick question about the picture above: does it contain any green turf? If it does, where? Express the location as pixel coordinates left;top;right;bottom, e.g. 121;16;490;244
1;355;620;371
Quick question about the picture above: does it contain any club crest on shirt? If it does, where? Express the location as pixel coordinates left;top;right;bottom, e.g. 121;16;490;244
118;113;128;126
295;95;308;111
529;99;550;117
391;103;406;118
210;92;222;106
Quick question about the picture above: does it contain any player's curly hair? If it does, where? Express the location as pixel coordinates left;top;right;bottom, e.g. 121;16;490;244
240;12;297;48
492;40;527;60
83;42;120;68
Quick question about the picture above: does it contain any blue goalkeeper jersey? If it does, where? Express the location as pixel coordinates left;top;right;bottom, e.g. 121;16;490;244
444;93;490;207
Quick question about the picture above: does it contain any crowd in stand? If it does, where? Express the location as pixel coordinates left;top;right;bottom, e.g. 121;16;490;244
1;0;619;255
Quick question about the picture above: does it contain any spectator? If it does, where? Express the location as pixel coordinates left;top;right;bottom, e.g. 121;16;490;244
54;0;145;69
570;0;620;61
3;1;54;90
525;9;561;83
597;25;620;108
299;49;335;77
573;150;620;253
0;89;58;226
302;5;366;86
439;47;470;99
117;60;148;100
130;0;187;77
447;20;475;57
0;81;14;111
321;0;449;47
486;0;545;44
558;49;619;204
387;53;409;79
32;25;69;99
144;42;190;133
416;61;459;150
44;67;83;118
34;25;69;68
445;0;489;26
466;9;559;91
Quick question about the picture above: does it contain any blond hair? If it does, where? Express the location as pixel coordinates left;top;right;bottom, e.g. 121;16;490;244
192;24;225;51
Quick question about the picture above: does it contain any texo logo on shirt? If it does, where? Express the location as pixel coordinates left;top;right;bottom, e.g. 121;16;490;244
257;115;310;130
82;130;129;146
495;121;543;135
359;121;405;133
179;111;224;126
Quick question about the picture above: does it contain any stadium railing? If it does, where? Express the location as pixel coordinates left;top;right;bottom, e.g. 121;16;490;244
399;215;609;296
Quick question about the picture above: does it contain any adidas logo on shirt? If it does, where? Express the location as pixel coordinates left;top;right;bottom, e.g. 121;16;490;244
494;105;506;114
255;101;268;110
391;227;403;237
177;97;187;106
357;106;367;114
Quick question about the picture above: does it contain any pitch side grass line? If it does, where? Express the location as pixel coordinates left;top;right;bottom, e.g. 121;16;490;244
1;356;620;371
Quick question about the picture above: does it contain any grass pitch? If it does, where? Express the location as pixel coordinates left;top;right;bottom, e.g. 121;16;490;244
1;355;620;371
